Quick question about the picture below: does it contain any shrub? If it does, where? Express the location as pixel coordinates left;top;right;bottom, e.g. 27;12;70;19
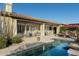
0;35;7;49
11;36;22;43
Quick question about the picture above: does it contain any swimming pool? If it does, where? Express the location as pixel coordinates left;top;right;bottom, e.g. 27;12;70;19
40;43;69;56
11;40;69;56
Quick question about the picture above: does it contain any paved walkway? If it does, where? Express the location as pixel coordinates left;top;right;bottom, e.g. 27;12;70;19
51;35;75;42
0;35;73;56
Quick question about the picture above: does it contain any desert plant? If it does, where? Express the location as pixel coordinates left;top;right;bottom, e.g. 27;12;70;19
0;35;7;49
11;36;22;43
60;27;67;33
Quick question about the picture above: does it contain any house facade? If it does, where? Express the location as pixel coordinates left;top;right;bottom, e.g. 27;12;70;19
0;3;61;38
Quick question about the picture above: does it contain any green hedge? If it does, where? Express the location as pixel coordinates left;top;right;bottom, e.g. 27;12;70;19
11;36;22;43
0;35;7;49
0;35;22;49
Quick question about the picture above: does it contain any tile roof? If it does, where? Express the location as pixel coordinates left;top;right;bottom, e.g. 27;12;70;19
0;11;61;25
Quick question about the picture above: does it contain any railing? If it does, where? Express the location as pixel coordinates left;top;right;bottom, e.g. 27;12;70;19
17;30;54;37
45;30;54;36
25;30;41;37
26;30;54;37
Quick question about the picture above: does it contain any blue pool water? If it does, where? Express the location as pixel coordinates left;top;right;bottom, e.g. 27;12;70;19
11;40;69;56
41;43;69;56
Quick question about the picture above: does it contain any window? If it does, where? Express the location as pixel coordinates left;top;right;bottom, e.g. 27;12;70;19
17;24;25;33
49;27;52;30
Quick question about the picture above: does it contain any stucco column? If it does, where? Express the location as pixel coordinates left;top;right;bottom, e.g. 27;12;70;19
40;23;45;36
24;25;26;35
56;26;61;34
51;26;54;35
29;25;31;31
4;17;13;37
13;19;17;37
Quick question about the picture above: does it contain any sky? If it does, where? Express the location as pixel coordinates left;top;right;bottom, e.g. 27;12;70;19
0;3;79;24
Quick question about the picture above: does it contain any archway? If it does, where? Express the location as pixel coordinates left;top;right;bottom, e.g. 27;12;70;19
53;27;57;34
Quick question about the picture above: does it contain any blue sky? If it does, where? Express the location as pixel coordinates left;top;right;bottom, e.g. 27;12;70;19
0;3;79;24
